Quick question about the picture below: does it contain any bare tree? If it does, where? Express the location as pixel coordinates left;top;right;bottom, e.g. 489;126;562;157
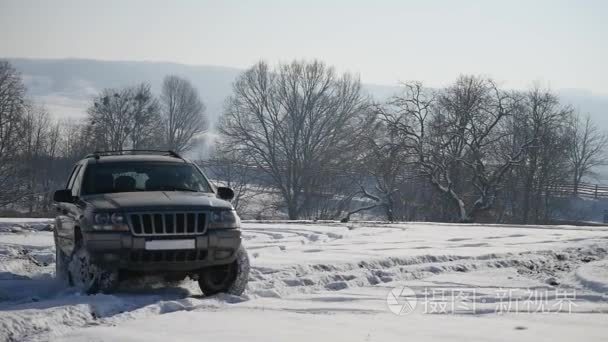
1;61;94;211
40;120;62;212
567;113;608;194
504;87;571;223
21;105;51;212
0;61;25;159
219;60;371;219
0;61;27;207
342;119;410;222
381;77;531;222
161;75;208;153
87;84;162;151
202;145;266;215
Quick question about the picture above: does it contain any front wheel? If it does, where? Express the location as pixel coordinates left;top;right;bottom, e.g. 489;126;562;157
68;244;118;294
198;246;250;296
54;233;70;285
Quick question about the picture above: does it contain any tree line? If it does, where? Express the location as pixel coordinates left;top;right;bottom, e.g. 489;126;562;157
1;59;606;223
0;60;207;214
214;61;608;223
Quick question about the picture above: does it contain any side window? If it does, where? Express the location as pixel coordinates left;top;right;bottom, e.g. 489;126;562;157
71;164;86;197
66;165;80;189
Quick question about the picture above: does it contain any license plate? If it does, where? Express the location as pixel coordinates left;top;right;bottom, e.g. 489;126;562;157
145;239;195;250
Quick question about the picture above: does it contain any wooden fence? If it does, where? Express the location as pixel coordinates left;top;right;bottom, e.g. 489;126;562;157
547;182;608;200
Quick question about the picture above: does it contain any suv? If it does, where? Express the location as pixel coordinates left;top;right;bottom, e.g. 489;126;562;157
53;150;249;295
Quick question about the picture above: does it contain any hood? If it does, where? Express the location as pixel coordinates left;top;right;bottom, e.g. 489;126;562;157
83;191;233;211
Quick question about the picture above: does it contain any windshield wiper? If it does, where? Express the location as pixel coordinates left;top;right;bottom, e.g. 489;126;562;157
169;186;199;192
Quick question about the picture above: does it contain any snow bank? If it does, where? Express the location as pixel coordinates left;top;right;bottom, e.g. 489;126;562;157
575;260;608;293
57;308;608;342
0;220;608;341
0;218;54;233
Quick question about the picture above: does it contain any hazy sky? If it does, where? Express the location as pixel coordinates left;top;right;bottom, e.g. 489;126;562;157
1;0;607;93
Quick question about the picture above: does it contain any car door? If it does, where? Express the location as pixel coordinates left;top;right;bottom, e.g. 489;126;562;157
56;162;85;255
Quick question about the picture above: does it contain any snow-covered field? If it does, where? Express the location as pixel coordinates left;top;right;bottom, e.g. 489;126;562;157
1;219;607;341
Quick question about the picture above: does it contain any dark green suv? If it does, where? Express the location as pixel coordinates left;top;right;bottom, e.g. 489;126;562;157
53;150;249;295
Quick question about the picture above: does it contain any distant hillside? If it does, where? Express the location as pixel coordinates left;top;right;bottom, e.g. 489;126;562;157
8;58;242;124
6;57;608;133
3;58;608;180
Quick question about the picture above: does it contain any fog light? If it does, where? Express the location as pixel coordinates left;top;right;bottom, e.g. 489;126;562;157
214;250;233;259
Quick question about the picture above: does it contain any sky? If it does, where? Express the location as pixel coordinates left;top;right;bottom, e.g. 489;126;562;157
1;0;607;94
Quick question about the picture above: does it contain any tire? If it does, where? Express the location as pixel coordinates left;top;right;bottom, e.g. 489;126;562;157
54;233;70;285
198;245;250;296
68;244;119;294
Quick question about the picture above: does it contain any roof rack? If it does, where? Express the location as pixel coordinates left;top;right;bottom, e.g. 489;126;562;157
85;150;183;160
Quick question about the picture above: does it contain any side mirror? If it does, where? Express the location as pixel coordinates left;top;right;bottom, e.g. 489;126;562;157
216;187;234;201
54;189;73;203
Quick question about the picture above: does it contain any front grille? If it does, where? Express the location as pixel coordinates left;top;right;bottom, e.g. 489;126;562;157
128;212;206;236
129;250;208;263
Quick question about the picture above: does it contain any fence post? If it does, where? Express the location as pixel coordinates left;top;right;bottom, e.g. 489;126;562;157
595;184;599;199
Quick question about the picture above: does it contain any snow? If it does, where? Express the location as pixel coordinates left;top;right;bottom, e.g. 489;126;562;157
0;219;607;341
0;218;53;234
56;307;608;342
575;260;608;293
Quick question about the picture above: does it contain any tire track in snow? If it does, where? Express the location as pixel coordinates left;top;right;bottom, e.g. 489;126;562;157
247;246;608;298
2;221;608;341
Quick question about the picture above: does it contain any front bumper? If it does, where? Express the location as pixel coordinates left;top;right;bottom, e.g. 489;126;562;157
82;229;241;272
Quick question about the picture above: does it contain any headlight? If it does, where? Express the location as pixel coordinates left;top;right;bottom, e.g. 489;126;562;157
208;210;240;229
94;213;110;225
111;213;125;225
92;212;129;231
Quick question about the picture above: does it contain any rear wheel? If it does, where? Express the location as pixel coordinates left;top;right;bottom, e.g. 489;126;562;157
198;246;249;296
68;244;118;294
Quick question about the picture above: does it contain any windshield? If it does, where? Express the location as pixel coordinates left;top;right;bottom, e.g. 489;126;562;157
81;162;213;195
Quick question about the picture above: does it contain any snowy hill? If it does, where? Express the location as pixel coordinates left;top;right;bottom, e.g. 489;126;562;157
7;58;242;125
1;219;607;341
8;58;607;132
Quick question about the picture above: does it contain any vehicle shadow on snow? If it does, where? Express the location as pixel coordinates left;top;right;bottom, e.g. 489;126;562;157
0;275;192;313
0;272;64;305
1;274;249;321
